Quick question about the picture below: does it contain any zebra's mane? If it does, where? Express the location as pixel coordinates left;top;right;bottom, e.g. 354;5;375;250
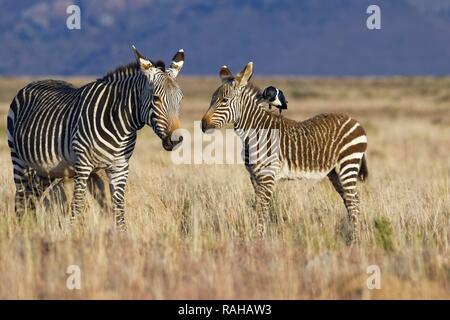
245;82;264;101
100;60;166;80
101;62;140;80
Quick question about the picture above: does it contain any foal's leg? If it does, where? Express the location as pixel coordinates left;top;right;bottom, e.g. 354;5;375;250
252;174;276;236
328;166;361;242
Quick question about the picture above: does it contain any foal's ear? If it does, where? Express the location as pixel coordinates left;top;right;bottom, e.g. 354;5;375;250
219;65;233;83
167;49;185;78
235;62;254;87
132;45;154;72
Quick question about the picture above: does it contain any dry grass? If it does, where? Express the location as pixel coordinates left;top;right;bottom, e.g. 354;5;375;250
0;76;449;299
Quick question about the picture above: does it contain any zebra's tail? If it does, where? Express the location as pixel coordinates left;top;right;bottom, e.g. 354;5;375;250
358;153;368;182
358;153;369;181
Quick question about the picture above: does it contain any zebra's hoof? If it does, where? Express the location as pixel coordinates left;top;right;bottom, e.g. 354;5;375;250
116;223;127;233
346;229;361;246
255;222;267;237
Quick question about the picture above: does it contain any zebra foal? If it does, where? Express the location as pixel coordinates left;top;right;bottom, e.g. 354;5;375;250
8;46;185;230
201;62;368;240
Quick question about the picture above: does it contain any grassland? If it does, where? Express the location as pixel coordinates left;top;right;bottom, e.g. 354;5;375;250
0;76;449;299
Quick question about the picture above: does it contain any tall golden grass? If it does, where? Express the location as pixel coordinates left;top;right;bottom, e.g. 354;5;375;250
0;76;449;299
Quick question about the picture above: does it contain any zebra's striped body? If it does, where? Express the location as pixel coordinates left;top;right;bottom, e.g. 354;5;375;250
202;63;368;239
8;47;185;229
274;113;367;182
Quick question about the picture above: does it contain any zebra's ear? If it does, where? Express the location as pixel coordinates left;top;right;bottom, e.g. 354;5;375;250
167;49;184;78
220;65;233;83
132;45;154;71
235;62;254;87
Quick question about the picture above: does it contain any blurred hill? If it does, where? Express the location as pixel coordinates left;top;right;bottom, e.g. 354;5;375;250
1;0;450;76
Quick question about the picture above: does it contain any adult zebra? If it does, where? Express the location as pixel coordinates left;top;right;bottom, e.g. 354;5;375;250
201;63;368;240
8;46;185;230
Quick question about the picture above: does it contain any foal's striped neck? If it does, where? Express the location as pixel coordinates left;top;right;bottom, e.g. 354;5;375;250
234;83;284;133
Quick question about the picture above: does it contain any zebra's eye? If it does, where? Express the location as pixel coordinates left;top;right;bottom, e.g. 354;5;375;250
222;98;228;104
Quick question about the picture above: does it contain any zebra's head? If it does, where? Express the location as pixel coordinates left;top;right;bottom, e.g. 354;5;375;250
132;46;184;151
201;62;254;133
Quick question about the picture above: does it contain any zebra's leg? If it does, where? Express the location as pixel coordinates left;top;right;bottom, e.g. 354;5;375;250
335;163;362;242
11;156;38;219
342;188;360;240
87;171;109;210
106;163;129;231
13;166;29;220
37;176;68;214
328;169;345;199
254;174;276;219
247;171;259;207
46;179;69;214
256;175;275;234
245;165;272;208
70;164;93;224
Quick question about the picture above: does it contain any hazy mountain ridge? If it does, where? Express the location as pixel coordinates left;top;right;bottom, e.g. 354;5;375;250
1;0;450;75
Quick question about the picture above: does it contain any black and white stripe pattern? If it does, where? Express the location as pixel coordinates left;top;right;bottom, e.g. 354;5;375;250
201;63;368;240
8;46;185;230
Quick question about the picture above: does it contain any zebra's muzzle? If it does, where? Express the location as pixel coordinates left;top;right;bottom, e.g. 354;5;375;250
201;118;215;133
162;134;183;151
